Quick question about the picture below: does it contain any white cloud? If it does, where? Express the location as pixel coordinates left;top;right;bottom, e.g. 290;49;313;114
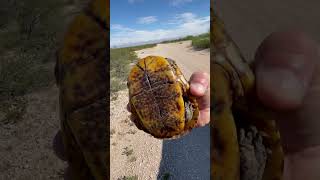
137;16;158;24
168;12;196;25
170;0;193;6
111;13;209;47
111;24;134;32
179;12;196;21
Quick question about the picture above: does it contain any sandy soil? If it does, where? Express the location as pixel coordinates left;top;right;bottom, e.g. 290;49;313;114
0;85;67;180
110;41;210;180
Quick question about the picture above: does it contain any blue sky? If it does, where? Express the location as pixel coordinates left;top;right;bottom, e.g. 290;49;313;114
111;0;210;47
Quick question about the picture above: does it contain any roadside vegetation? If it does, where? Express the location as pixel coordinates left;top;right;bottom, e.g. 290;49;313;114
161;32;210;50
161;35;194;44
191;32;210;50
0;0;83;125
0;0;70;99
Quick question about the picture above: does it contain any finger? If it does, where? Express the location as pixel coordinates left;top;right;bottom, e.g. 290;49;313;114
190;71;210;96
189;72;210;127
197;85;210;110
196;108;210;127
196;90;210;127
196;107;210;127
255;30;319;110
255;30;320;154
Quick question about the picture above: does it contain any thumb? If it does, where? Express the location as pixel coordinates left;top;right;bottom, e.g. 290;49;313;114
255;30;320;154
255;31;318;111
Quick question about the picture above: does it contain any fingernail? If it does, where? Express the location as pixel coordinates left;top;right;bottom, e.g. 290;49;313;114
255;32;319;110
257;65;306;108
191;83;206;94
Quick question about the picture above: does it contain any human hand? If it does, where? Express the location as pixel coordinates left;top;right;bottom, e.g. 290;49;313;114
254;30;320;180
189;71;210;127
127;71;210;128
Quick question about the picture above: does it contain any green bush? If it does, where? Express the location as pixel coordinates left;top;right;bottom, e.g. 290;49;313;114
161;35;194;44
191;37;210;50
0;0;68;99
0;54;52;97
191;32;210;50
110;48;135;93
160;33;210;50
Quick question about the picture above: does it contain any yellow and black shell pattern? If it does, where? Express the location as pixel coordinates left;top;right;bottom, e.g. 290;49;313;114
128;56;199;139
55;0;109;179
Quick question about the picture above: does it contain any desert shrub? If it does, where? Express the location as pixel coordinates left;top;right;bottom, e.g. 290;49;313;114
191;32;210;50
0;0;73;99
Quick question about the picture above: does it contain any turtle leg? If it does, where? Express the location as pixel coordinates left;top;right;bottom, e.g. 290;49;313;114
238;126;267;180
233;99;284;180
251;127;268;180
184;96;199;131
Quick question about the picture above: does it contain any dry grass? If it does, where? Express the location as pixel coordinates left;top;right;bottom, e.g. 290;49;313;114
0;97;27;127
122;147;134;156
117;175;138;180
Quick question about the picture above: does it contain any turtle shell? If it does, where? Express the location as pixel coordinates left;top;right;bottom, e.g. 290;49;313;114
211;10;284;180
55;0;109;179
127;56;199;139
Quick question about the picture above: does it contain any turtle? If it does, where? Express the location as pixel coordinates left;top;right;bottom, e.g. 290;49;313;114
211;9;284;180
127;56;200;139
54;0;109;179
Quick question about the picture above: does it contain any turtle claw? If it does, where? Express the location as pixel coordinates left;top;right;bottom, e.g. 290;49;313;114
250;126;258;137
239;128;246;143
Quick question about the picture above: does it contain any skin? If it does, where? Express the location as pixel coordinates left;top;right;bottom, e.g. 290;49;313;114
127;71;210;128
255;30;320;179
188;71;210;127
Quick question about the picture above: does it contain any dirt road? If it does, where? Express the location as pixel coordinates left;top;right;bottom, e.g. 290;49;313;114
135;41;210;79
110;41;210;180
0;85;67;180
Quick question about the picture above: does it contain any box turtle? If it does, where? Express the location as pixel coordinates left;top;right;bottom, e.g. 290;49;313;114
211;10;284;180
55;0;109;179
127;56;199;139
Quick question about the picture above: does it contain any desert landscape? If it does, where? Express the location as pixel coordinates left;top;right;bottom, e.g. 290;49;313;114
110;40;210;180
